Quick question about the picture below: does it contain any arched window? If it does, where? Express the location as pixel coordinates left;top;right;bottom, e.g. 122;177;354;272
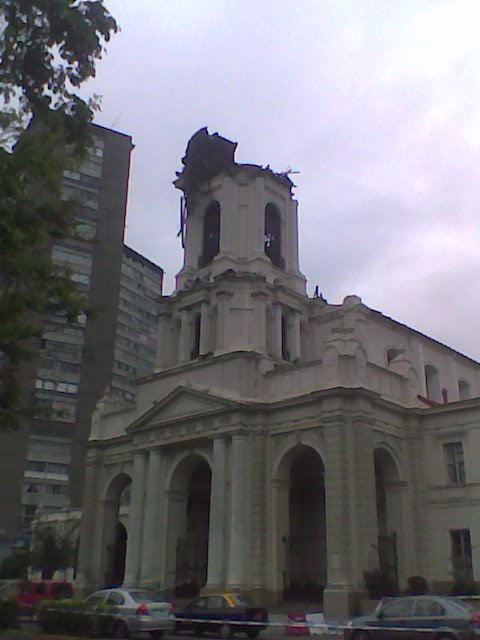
264;203;283;268
458;379;471;400
201;201;220;267
425;365;441;402
191;313;201;360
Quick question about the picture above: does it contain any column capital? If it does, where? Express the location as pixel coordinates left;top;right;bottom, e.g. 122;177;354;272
231;429;248;441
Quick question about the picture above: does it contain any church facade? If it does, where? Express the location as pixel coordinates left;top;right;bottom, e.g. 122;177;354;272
76;129;480;617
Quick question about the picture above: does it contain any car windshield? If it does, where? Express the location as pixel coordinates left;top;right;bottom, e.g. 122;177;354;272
229;595;252;607
129;590;167;603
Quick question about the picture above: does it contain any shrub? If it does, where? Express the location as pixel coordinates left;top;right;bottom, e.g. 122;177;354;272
0;599;18;631
37;599;117;636
363;569;397;599
407;575;429;595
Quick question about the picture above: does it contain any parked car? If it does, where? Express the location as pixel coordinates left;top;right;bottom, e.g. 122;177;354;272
17;580;73;616
174;593;268;639
344;595;480;640
84;588;175;639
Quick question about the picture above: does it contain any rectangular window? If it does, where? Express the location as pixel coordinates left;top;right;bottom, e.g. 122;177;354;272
450;529;473;579
444;442;466;484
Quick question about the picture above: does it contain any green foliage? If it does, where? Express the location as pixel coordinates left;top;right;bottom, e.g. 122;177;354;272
0;1;117;428
407;575;429;595
0;545;30;579
37;598;117;636
0;598;18;630
363;569;398;599
30;529;74;579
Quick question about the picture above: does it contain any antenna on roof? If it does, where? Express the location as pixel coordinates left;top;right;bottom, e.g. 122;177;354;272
280;166;300;177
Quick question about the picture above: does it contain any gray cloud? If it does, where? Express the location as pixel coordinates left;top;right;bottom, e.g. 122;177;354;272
87;0;480;359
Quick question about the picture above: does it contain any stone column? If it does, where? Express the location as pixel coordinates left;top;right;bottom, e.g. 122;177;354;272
206;437;227;588
199;302;211;356
323;412;354;619
124;451;147;586
227;433;248;587
178;308;191;363
75;461;99;590
155;312;172;368
273;303;283;359
140;449;164;587
290;310;301;362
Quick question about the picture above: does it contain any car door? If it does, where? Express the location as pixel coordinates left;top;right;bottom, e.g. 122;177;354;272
408;598;447;639
368;598;414;640
207;595;230;629
186;596;210;633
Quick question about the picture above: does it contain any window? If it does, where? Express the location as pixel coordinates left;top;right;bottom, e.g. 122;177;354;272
458;379;472;400
450;529;473;580
414;599;445;616
264;203;283;268
191;313;201;359
106;592;125;605
207;595;226;608
444;442;466;484
381;598;413;617
201;201;220;266
425;365;441;402
281;314;289;361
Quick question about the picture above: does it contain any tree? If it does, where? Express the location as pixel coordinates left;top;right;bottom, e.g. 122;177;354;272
0;1;118;428
0;545;30;579
30;528;74;579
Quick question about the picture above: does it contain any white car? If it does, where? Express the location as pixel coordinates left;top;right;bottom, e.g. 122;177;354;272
84;588;175;639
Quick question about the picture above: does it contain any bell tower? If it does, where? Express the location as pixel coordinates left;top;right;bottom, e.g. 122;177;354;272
155;129;307;370
174;128;306;294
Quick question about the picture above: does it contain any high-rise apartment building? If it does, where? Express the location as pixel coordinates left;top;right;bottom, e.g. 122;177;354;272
21;246;163;533
0;124;134;556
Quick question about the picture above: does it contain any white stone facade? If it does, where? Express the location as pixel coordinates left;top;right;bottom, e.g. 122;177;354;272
76;129;480;618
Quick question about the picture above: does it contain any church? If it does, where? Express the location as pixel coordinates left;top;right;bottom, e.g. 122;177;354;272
76;128;480;618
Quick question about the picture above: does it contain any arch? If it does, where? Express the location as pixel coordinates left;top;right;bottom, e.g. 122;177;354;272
374;445;406;590
373;443;403;482
103;470;132;502
272;442;326;601
264;202;283;268
201;201;220;267
272;435;326;481
424;364;441;402
458;378;471;400
99;472;132;587
166;449;213;492
165;453;212;596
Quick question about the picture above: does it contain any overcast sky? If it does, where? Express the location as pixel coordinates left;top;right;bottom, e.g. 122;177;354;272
87;0;480;360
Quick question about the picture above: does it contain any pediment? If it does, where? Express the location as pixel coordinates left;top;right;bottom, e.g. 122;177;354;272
127;385;239;432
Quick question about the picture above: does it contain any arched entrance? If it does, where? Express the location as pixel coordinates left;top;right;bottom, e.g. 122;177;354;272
374;447;404;589
102;473;131;588
275;445;326;601
166;455;212;597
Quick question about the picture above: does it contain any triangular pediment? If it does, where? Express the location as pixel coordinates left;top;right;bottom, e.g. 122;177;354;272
127;385;240;432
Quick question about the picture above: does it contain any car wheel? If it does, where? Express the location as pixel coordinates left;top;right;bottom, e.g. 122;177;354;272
352;632;370;640
219;623;232;639
246;629;260;639
113;620;129;639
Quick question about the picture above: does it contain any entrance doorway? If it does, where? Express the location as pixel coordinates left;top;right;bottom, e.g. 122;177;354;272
374;448;402;589
166;455;212;597
277;445;326;601
102;473;131;588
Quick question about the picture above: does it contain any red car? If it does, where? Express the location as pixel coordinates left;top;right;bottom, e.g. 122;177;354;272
17;580;73;616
